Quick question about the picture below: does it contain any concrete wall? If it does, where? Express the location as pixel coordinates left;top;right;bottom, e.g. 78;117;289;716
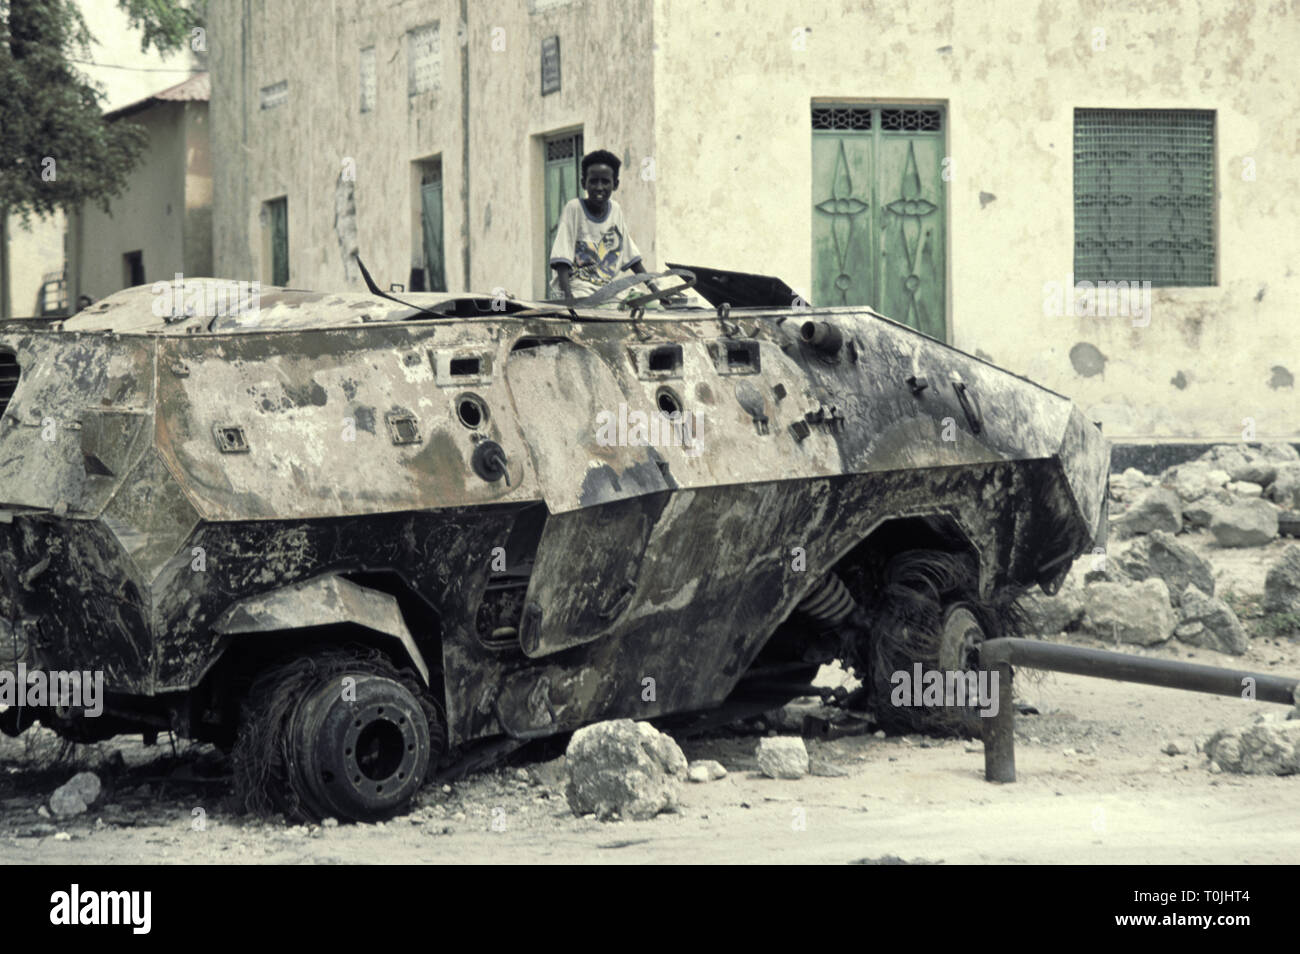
652;0;1300;439
71;103;189;300
211;0;655;298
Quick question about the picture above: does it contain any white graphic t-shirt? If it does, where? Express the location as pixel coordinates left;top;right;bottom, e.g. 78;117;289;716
549;198;643;290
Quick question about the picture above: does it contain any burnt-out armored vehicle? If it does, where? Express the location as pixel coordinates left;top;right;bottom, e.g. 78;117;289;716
0;267;1108;820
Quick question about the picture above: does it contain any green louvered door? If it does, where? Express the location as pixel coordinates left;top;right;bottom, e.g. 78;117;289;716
420;164;447;293
812;106;946;340
543;131;583;293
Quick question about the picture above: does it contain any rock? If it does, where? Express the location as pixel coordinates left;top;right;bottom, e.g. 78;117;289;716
1280;511;1300;539
1121;467;1150;487
1081;578;1173;646
1205;716;1300;775
1197;443;1255;476
1206;468;1231;488
1259;442;1300;462
1230;463;1277;487
48;772;101;818
809;759;850;777
1269;463;1300;509
1263;546;1300;615
755;737;810;779
65;771;102;806
687;760;727;783
1115;531;1214;606
1161;461;1215;503
1018;587;1085;634
1162;739;1191;756
1177;585;1249;654
1210;499;1279;547
1183;491;1231;529
1116;487;1182;537
1082;561;1131;585
48;788;87;818
1228;481;1263;498
322;817;339;828
564;719;687;820
766;697;843;732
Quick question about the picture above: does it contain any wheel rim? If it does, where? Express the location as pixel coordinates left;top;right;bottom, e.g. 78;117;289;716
938;604;986;672
297;673;431;822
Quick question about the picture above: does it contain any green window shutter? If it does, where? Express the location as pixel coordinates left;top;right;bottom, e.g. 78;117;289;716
421;177;446;293
269;198;289;286
1074;109;1215;286
543;131;583;283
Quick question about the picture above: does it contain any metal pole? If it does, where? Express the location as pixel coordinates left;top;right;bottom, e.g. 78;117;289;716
977;638;1300;783
983;661;1015;782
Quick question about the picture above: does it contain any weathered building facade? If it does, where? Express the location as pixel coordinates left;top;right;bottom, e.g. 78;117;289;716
210;0;1300;440
68;73;213;306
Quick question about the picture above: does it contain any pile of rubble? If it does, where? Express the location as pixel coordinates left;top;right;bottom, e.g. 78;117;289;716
1021;443;1300;654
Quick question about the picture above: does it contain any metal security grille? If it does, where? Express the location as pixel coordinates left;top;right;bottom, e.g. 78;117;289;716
0;350;19;423
359;47;376;113
407;23;440;96
880;108;941;132
1074;109;1214;286
812;106;872;130
259;81;288;110
545;135;580;162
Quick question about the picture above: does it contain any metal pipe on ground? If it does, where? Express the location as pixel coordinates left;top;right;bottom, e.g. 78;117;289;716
977;637;1300;783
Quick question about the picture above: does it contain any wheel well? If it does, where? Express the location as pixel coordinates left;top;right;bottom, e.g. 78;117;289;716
831;514;982;607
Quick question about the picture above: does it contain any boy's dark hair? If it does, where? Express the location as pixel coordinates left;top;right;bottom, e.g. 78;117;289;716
581;149;621;180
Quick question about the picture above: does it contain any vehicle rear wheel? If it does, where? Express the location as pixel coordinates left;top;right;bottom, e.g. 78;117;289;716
234;650;444;823
293;673;432;822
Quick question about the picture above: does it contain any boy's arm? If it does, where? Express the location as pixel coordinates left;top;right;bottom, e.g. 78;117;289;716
628;259;659;293
552;262;574;303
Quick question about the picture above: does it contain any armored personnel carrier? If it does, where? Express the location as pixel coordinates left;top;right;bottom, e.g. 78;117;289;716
0;267;1108;820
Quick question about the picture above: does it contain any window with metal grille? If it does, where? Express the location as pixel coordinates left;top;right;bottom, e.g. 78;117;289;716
879;108;941;132
359;47;376;113
259;80;288;110
811;106;872;131
407;23;440;96
1074;109;1215;286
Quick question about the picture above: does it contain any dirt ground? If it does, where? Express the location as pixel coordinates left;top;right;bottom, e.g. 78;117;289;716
2;532;1298;865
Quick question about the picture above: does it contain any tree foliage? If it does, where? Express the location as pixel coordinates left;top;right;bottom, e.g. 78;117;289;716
0;0;204;222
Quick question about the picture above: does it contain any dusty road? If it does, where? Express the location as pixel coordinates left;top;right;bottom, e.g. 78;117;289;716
3;535;1299;865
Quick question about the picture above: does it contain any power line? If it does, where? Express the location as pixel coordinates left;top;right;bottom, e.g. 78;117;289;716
69;59;201;73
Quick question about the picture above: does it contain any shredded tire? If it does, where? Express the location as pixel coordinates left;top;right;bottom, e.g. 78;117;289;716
847;550;1025;737
232;647;443;820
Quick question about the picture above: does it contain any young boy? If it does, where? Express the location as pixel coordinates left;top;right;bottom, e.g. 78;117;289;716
549;149;659;304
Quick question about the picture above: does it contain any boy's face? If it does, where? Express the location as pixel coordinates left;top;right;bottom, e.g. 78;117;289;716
582;164;617;210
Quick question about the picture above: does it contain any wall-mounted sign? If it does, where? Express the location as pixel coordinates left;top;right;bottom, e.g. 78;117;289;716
541;36;561;95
